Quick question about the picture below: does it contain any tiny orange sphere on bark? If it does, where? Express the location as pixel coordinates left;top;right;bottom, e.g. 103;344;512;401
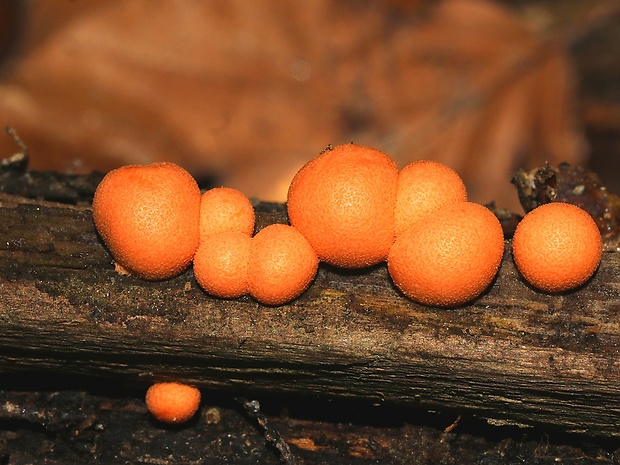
146;382;201;424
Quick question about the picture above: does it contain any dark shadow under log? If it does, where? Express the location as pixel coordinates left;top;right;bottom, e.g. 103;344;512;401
0;192;619;438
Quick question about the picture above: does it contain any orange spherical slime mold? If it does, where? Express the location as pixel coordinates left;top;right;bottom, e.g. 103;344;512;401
512;202;602;293
194;231;251;299
199;187;255;242
92;162;201;280
247;224;319;305
146;382;201;424
287;143;398;269
388;202;504;307
395;160;467;236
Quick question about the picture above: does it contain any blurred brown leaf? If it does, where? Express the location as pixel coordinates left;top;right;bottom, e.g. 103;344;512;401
0;0;588;209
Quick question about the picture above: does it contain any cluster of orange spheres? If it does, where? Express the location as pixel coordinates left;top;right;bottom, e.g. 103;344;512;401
92;162;318;306
287;144;504;306
92;144;604;424
287;144;603;305
93;144;602;307
93;143;603;311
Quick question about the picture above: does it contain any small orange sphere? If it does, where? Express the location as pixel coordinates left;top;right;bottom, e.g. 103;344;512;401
92;162;201;280
193;231;251;298
395;160;467;236
287;143;398;268
388;202;504;307
199;187;255;242
247;224;319;305
512;202;602;292
146;382;201;424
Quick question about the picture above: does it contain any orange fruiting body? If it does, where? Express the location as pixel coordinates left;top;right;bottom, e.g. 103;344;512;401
287;143;398;268
193;231;252;298
395;160;467;236
388;202;504;307
247;224;319;305
199;187;255;242
145;382;201;424
512;202;602;293
92;162;201;280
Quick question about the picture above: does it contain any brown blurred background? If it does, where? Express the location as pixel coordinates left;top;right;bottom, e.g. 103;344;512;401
0;0;618;211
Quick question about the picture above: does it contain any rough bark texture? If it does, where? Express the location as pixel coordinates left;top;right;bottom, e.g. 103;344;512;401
0;188;618;439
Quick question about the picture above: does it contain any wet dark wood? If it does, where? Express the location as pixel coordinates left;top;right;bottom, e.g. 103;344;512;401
0;192;619;438
5;387;614;465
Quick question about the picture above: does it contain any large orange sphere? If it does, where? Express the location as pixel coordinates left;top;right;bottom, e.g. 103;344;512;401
92;162;201;280
287;143;398;268
388;202;504;307
512;202;602;292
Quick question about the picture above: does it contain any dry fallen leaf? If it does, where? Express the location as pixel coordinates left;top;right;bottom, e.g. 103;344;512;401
0;0;590;209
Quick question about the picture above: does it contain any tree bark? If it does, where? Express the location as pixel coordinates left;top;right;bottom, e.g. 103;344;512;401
0;191;619;438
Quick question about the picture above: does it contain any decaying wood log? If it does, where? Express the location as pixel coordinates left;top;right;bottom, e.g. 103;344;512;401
1;188;619;440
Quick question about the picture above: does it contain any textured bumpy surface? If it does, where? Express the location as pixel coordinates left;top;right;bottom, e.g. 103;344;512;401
194;231;252;299
92;162;201;280
247;224;319;305
394;160;468;236
512;202;603;292
199;187;255;242
287;144;398;268
145;382;201;424
388;202;505;306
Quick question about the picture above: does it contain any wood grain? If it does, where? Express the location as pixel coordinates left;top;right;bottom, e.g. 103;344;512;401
0;193;618;437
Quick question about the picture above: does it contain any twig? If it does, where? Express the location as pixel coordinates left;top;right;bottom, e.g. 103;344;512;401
443;414;462;434
236;397;301;465
2;126;29;171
